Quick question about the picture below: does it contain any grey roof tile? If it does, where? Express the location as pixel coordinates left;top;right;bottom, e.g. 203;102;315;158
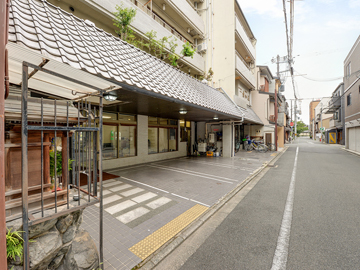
8;0;266;121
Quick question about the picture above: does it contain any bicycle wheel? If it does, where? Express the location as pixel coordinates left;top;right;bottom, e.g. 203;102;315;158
267;143;276;151
245;144;252;151
257;144;267;153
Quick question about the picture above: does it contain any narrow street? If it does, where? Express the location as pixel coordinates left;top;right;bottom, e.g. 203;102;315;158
155;137;360;270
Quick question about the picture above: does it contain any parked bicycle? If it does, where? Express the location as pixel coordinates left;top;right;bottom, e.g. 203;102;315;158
266;142;276;152
245;140;267;152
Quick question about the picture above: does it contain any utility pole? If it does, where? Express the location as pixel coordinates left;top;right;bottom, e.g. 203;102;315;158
294;99;297;138
274;55;280;151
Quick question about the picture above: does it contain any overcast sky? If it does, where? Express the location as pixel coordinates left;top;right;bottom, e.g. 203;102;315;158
237;0;360;125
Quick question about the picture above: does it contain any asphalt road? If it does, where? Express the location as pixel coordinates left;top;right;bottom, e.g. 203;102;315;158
155;138;360;270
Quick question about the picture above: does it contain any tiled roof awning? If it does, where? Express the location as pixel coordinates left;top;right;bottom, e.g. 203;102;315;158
7;0;261;123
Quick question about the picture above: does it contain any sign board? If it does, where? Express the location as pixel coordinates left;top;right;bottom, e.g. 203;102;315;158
290;122;294;127
320;127;325;131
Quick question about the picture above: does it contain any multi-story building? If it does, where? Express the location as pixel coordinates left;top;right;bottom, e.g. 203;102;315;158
7;0;264;173
250;66;275;144
309;100;320;139
344;35;360;153
323;83;345;144
314;97;332;141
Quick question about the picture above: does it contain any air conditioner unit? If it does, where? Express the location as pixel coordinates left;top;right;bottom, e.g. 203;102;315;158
197;42;207;53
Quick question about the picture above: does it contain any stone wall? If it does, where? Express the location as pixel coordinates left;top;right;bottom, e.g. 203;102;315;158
7;210;99;270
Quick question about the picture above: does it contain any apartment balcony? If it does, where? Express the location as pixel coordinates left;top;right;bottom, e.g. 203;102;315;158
235;14;255;61
269;115;275;123
235;52;256;89
164;0;205;36
89;0;205;73
325;95;341;113
233;94;248;109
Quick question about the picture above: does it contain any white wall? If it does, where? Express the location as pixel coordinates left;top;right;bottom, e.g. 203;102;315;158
223;124;232;158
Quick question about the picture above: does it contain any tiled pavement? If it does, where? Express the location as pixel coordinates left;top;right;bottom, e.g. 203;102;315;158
82;151;278;270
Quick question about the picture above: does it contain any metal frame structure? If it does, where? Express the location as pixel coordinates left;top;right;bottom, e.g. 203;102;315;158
20;61;104;269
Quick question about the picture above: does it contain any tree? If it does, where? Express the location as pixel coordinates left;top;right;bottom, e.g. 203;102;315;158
296;120;308;136
113;4;137;42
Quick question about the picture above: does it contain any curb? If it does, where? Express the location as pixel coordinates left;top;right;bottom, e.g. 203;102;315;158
137;147;289;269
342;148;360;157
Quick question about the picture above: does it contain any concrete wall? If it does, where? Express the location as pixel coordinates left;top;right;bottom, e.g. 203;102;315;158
212;0;236;96
223;124;232;157
103;115;187;170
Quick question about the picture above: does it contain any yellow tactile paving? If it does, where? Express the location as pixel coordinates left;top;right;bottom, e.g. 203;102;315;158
129;204;208;260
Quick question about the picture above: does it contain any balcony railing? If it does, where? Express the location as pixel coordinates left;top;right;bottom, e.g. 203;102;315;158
235;52;256;89
235;14;255;60
129;0;197;51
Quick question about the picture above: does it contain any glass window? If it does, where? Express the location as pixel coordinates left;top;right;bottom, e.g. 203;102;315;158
169;119;178;126
103;124;118;159
347;93;351;106
148;128;158;154
118;114;136;125
148;117;158;125
159;128;169;153
119;125;136;157
148;117;178;154
103;112;117;120
159;118;168;125
180;121;190;142
169;128;177;151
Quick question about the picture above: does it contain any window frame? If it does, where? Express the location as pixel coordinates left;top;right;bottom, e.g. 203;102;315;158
148;117;178;154
101;112;137;159
347;93;352;106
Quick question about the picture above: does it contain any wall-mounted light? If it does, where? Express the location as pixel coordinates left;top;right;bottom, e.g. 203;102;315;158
187;27;191;33
163;3;166;10
179;109;187;115
104;94;117;101
213;117;218;120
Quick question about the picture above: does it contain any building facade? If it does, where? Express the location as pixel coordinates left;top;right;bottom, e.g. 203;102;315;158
314;97;333;141
323;83;345;145
7;0;264;173
344;35;360;153
309;100;320;139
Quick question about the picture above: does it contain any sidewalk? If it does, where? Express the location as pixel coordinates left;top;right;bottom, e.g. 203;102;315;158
81;150;284;270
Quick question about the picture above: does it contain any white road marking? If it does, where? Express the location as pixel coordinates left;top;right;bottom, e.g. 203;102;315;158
117;207;150;224
103;181;123;188
307;142;314;144
150;164;239;182
171;193;190;200
147;197;172;209
120;187;144;197
96;195;122;206
105;200;137;215
190;199;210;207
147;165;234;184
271;147;299;270
109;184;132;192
120;176;209;206
132;192;157;203
120;176;170;193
